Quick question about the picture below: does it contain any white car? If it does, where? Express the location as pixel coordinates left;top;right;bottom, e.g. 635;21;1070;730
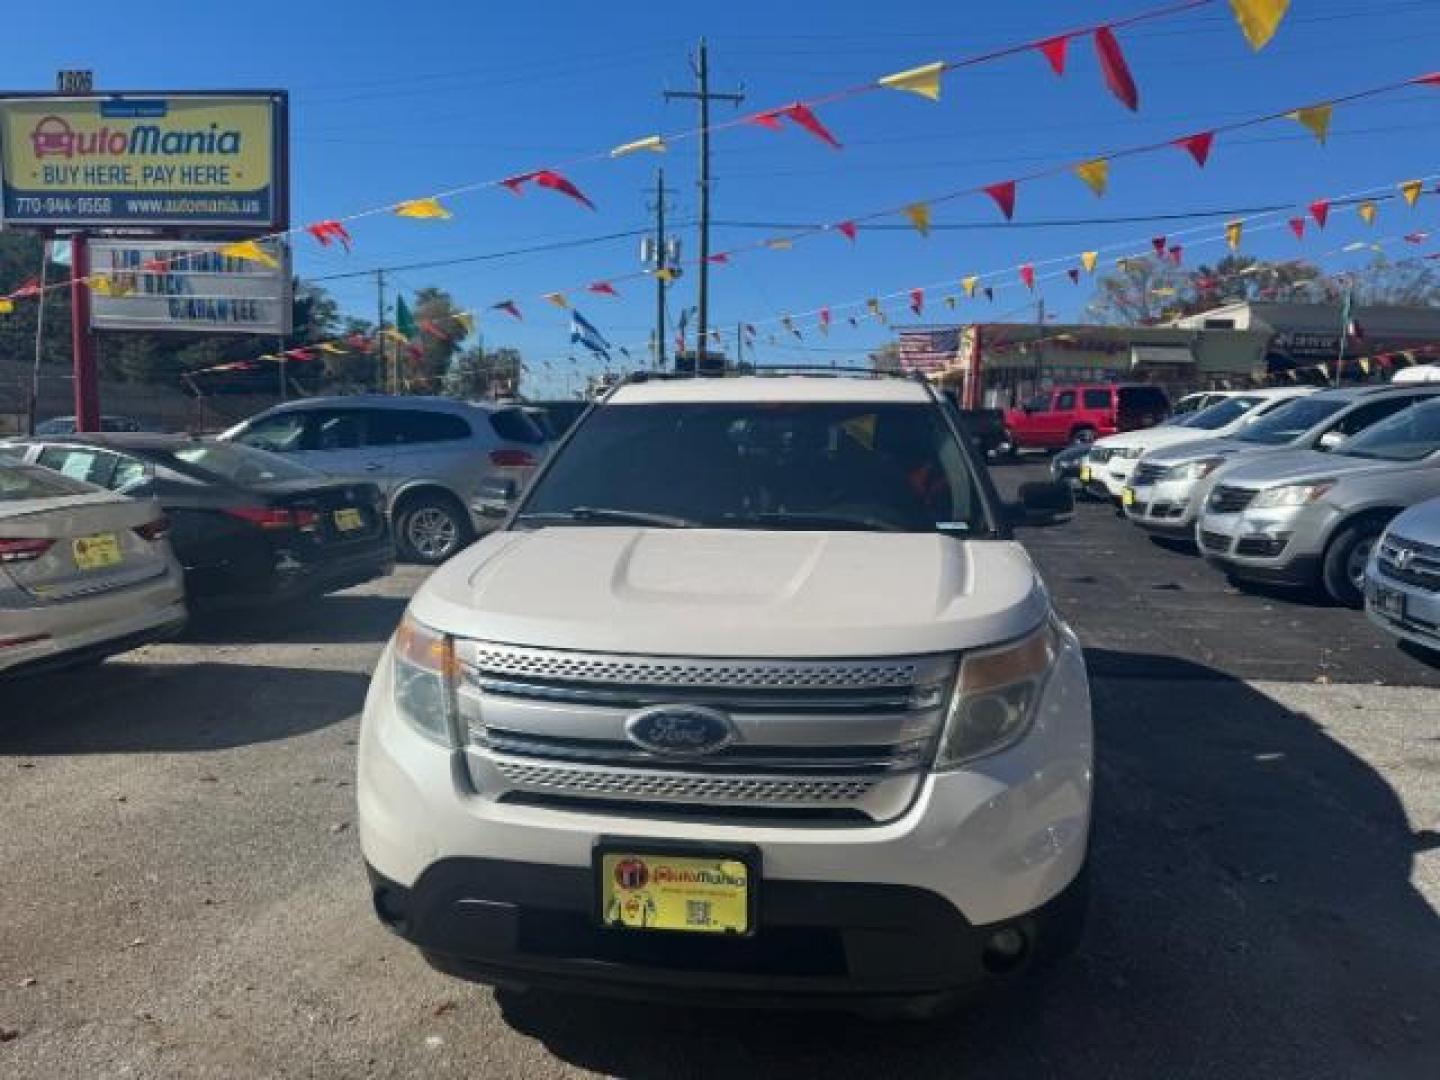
357;372;1093;1014
1081;388;1315;503
1;461;186;677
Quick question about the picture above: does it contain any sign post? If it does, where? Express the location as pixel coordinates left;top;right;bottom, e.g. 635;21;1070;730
69;235;99;431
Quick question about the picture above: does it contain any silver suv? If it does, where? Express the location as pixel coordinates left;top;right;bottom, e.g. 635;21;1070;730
1197;396;1440;606
222;396;547;563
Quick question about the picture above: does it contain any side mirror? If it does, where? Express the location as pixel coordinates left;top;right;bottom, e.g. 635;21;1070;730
1010;481;1074;527
1317;430;1346;452
474;477;519;519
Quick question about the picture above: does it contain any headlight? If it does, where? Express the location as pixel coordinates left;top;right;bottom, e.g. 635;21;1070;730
392;612;459;747
1250;480;1334;509
935;620;1060;770
1165;457;1225;481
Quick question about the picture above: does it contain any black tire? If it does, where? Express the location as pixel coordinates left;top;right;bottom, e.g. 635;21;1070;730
1321;518;1386;608
395;493;473;565
1070;425;1097;447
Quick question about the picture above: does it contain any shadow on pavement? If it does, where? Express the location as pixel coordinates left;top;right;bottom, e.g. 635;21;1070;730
184;592;408;646
495;651;1439;1079
0;660;369;755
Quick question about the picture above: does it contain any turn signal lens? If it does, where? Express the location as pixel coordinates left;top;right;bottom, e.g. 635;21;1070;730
392;612;459;747
935;621;1060;770
134;516;172;542
0;538;54;563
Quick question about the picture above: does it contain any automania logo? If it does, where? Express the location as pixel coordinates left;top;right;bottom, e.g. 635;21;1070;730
30;116;243;159
652;865;747;888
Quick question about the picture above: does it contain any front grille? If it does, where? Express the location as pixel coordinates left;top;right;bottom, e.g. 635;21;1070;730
1377;534;1440;592
1236;533;1290;557
457;642;954;824
1133;463;1167;486
1209;485;1256;513
1087;447;1114;464
1199;530;1232;554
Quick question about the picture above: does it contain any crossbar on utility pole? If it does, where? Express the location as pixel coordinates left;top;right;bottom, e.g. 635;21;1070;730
665;39;743;373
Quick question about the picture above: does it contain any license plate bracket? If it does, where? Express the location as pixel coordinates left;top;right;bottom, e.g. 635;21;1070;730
333;508;364;532
1122;486;1136;507
595;840;759;937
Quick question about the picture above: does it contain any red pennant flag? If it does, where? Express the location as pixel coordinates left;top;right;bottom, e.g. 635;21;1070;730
306;219;353;251
491;300;523;320
11;277;41;299
1309;199;1331;228
707;252;730;264
534;169;596;210
836;220;858;241
284;348;315;361
984;180;1017;220
909;288;924;316
1019;264;1036;291
782;103;841;149
1094;27;1139;111
588;281;619;296
748;110;785;130
420;319;451;342
820;307;832;329
346;332;373;352
1067;267;1080;284
142;258;169;273
1413;73;1440;87
1175;132;1215;168
500;173;531;194
1404;231;1429;244
1037;35;1070;76
1288;217;1306;240
1151;236;1166;257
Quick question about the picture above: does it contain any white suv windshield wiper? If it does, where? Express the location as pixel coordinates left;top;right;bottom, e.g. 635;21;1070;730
516;507;697;528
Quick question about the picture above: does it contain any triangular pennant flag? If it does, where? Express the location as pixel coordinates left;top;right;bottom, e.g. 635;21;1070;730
395;295;416;338
910;288;924;316
706;252;730;264
534;169;597;210
819;307;832;333
610;135;666;157
962;275;979;297
1359;358;1372;375
1309;199;1331;228
491;300;522;320
318;342;346;355
284;348;316;361
876;61;944;101
836;220;858;241
1226;220;1244;250
1168;245;1184;266
219;240;279;268
453;313;474;336
1074;159;1109;197
866;298;881;317
1151;236;1167;257
1405;231;1430;244
89;274;114;296
1067;268;1080;284
395;197;451;219
0;299;13;315
421;319;452;341
1415;73;1440;88
588;281;619;297
1230;0;1291;51
1289;217;1306;239
903;202;931;236
766;238;794;251
1175;131;1215;168
1400;179;1424;207
1081;251;1099;274
11;277;41;299
1358;200;1377;225
1038;35;1070;76
543;292;570;309
1019;264;1036;291
653;266;678;282
1094;27;1139;111
305;219;353;252
759;103;842;149
984;181;1017;220
1289;104;1332;145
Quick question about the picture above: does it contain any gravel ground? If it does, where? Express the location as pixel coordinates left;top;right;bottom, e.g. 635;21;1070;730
2;467;1437;1079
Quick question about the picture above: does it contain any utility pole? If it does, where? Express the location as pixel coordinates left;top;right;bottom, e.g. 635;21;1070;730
71;236;100;432
1032;296;1046;395
375;268;388;395
645;168;676;370
1335;280;1354;388
665;39;743;371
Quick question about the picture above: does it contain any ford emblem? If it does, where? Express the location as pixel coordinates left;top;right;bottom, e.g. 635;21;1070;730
625;705;736;757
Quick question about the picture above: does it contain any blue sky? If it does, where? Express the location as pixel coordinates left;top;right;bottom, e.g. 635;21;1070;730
5;0;1440;395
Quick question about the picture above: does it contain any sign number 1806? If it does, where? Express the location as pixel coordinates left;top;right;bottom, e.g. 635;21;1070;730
56;69;94;94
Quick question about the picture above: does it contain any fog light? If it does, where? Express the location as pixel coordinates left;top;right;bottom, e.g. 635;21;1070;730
981;927;1030;974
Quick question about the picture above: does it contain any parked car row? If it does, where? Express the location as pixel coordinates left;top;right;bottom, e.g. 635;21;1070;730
1073;384;1440;656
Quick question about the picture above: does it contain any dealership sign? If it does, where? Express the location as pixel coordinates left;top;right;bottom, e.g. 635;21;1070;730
0;92;287;229
87;239;292;335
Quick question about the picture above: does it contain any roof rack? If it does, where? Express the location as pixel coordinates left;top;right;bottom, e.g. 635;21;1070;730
617;364;924;386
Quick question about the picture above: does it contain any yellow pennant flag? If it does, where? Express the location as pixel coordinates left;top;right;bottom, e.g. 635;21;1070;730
1289;104;1332;146
90;274;115;296
610;135;666;157
877;61;945;102
1074;159;1109;198
543;292;570;309
1359;358;1372;375
318;342;346;355
381;328;410;345
653;266;678;282
1081;251;1099;274
766;238;794;251
394;197;452;219
1226;220;1244;250
1358;200;1377;225
0;298;13;314
962;276;979;297
219;240;280;268
1400;179;1424;207
1230;0;1290;51
454;312;475;335
903;202;931;237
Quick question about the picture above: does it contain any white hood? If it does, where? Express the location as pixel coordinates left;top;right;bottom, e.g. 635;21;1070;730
1096;425;1224;455
411;527;1050;658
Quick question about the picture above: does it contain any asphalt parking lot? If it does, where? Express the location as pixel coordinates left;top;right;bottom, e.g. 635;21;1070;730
2;462;1437;1079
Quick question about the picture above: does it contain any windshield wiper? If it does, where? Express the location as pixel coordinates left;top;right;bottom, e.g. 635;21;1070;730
516;507;697;528
720;510;904;532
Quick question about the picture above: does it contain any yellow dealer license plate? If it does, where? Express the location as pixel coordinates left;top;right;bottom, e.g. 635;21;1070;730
1079;465;1092;483
598;846;755;935
72;533;122;571
333;508;364;532
1122;486;1136;507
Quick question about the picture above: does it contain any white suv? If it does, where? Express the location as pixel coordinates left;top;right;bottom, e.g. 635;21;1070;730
357;372;1092;1014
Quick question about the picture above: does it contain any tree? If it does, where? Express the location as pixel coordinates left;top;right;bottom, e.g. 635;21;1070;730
1083;257;1188;325
1344;254;1440;306
0;233;75;371
444;346;523;399
402;287;464;391
1085;255;1338;325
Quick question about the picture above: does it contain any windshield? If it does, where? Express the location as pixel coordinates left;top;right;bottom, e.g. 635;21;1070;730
517;400;989;534
168;441;319;485
1184;396;1264;431
1336;399;1440;462
1235;397;1348;445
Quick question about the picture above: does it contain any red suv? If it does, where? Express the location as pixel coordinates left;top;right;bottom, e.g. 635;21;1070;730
1002;383;1170;453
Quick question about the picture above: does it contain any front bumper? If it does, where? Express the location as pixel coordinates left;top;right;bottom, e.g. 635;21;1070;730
1123;477;1201;534
357;632;1093;1002
1080;457;1138;502
1195;505;1329;586
1365;565;1440;652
